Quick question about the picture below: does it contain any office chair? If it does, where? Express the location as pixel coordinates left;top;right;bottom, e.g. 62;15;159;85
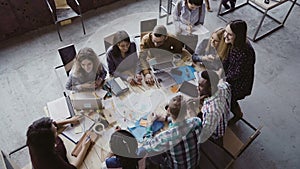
132;18;157;52
55;44;77;76
54;44;77;94
6;146;32;169
1;150;20;169
140;18;157;40
200;118;262;169
97;32;117;73
44;0;86;41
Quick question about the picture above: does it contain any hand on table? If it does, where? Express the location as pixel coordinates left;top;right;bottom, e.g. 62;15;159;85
202;55;215;62
69;116;81;125
82;136;92;150
144;73;155;86
127;74;142;86
95;78;104;89
187;24;193;35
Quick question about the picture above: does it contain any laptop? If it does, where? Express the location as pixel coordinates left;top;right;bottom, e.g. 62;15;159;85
149;49;176;73
70;92;103;110
151;61;175;73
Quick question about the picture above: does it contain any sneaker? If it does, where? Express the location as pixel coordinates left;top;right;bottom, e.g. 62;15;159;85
230;1;236;9
222;3;230;9
207;8;213;12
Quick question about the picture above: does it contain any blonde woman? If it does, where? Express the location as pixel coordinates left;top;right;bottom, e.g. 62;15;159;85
66;47;107;91
193;27;229;63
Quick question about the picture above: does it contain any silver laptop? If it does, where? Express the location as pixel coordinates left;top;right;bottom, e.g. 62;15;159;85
149;48;175;73
71;92;102;110
151;60;175;73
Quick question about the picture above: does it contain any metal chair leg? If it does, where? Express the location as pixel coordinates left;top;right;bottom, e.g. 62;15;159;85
80;16;86;35
56;23;62;41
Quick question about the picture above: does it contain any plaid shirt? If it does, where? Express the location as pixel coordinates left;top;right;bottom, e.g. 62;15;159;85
143;117;202;169
200;81;231;142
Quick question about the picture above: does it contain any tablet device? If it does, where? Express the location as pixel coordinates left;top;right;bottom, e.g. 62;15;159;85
179;81;198;98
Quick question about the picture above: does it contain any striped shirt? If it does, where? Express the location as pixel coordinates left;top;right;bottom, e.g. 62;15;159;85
143;117;202;169
200;81;231;142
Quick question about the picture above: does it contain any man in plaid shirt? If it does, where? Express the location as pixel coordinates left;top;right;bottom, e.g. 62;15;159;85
142;95;202;169
197;70;231;145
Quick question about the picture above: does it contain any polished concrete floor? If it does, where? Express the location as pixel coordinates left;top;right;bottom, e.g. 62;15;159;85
0;0;299;168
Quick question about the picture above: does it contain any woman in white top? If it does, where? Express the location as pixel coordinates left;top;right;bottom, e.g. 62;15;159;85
173;0;206;35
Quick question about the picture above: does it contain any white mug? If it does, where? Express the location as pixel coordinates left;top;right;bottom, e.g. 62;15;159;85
93;122;105;135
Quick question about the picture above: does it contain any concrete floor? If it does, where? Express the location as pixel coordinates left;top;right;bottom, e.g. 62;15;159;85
0;0;299;168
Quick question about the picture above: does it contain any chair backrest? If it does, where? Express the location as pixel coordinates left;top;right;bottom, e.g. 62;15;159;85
104;33;116;52
58;44;76;76
1;150;20;169
200;118;262;169
140;18;157;40
176;34;198;54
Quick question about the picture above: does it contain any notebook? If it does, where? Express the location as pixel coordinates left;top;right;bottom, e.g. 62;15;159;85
62;116;95;144
47;96;74;121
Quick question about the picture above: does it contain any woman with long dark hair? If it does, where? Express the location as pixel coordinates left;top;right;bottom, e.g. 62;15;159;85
106;30;142;85
222;20;256;125
26;117;91;169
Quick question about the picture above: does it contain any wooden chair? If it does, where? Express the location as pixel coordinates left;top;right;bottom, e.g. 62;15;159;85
45;0;86;41
201;118;262;169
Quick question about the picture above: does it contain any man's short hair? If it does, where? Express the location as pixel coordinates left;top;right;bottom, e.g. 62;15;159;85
153;25;167;37
201;70;219;89
168;95;187;120
187;0;203;6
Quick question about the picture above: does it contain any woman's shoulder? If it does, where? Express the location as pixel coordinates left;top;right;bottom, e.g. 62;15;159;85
106;46;114;55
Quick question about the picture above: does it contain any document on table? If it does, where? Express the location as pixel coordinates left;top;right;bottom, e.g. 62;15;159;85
47;97;71;121
62;116;94;143
192;25;209;35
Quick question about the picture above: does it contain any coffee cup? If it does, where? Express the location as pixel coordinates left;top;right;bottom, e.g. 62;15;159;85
93;122;105;135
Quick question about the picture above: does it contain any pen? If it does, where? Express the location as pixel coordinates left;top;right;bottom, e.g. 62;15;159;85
85;135;90;142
